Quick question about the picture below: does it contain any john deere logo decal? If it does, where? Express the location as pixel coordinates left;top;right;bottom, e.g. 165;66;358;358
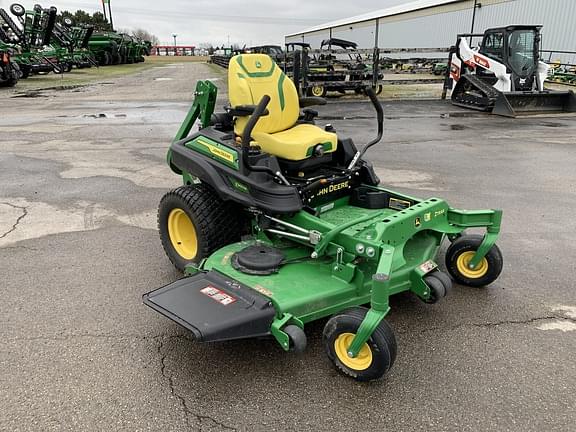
415;217;421;228
255;60;262;68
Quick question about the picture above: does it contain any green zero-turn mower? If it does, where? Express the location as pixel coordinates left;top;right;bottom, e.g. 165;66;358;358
144;54;504;381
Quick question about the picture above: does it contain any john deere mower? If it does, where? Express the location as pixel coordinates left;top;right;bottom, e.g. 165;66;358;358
144;54;504;381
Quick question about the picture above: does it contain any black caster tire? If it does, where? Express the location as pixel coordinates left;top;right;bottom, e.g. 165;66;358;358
323;306;396;382
423;271;451;304
158;183;246;272
284;325;306;354
445;234;503;287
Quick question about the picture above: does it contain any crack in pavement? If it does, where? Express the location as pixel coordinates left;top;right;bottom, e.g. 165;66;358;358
158;340;193;430
158;340;238;432
0;202;28;239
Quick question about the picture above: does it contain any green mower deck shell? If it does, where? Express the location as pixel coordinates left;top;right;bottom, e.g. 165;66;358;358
199;191;500;349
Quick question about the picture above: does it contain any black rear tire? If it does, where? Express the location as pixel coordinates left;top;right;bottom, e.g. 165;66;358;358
158;183;246;272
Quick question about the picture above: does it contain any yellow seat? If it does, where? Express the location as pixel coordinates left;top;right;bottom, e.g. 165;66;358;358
228;54;337;161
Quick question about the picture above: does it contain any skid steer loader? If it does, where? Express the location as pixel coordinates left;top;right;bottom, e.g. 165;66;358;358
447;25;576;117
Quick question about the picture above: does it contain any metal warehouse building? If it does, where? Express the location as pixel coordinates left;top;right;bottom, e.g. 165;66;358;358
286;0;576;59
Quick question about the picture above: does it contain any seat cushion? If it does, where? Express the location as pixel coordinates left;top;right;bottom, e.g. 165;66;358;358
228;54;300;136
252;124;337;161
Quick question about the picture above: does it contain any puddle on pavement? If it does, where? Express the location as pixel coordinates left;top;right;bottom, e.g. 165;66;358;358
450;124;470;130
82;113;127;119
539;122;565;128
373;167;441;191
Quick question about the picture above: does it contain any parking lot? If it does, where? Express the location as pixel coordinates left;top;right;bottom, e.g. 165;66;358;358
1;61;575;431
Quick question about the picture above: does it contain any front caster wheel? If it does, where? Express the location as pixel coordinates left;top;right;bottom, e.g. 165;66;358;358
284;325;307;354
445;234;503;287
323;307;396;382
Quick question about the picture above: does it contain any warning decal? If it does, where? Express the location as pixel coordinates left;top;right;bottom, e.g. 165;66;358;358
200;286;237;305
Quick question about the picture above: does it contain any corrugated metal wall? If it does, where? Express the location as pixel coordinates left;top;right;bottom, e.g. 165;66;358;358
286;0;576;62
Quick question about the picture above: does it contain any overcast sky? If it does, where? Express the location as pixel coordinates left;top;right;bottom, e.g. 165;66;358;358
0;0;409;46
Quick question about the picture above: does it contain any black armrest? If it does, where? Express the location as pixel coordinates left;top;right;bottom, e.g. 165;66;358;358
299;97;327;108
226;105;269;117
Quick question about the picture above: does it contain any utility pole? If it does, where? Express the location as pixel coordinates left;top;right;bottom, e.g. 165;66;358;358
103;0;114;31
470;0;481;44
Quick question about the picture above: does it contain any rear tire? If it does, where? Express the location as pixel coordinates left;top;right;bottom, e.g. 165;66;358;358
158;183;246;272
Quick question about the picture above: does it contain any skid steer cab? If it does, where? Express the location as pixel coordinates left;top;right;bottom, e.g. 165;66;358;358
447;25;576;117
144;53;504;382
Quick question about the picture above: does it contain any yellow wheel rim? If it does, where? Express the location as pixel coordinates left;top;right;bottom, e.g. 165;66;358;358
456;251;488;279
311;86;324;97
334;333;373;371
167;208;198;260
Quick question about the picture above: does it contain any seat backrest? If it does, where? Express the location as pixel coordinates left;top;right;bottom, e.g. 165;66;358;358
228;54;299;136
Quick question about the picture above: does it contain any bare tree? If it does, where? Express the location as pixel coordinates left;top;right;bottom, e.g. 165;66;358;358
132;28;159;45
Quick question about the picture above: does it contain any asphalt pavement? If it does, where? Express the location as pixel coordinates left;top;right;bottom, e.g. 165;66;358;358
1;61;575;432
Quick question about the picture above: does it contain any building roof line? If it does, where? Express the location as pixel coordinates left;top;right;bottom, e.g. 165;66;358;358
286;0;465;37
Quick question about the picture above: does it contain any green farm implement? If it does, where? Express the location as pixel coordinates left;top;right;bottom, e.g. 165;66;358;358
50;17;97;70
144;54;504;381
0;3;65;77
87;31;121;66
88;31;148;66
